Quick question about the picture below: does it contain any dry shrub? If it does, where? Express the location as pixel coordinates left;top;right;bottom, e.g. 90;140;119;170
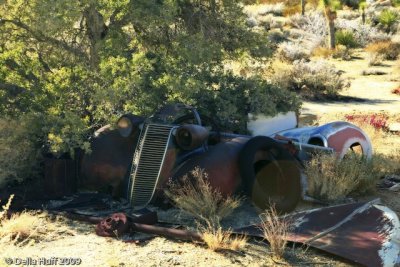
366;41;400;63
305;153;381;202
259;205;290;259
312;47;334;58
283;5;301;17
165;167;246;251
165;167;241;226
371;152;400;176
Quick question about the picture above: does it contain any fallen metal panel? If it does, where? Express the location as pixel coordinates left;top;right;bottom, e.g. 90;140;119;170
235;200;400;267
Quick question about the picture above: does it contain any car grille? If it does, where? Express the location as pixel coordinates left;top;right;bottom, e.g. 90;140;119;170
128;123;174;208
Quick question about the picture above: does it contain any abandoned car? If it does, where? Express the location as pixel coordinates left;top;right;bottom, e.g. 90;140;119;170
79;104;373;213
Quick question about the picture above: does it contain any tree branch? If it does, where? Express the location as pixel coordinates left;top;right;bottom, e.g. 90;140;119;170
0;82;28;97
0;18;88;60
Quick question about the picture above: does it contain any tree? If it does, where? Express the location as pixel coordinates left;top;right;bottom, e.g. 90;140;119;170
0;0;300;156
301;0;306;15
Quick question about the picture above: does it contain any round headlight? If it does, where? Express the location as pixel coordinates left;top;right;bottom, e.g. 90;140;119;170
117;116;133;137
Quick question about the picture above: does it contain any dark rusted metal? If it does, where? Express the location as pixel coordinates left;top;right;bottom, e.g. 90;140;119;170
131;223;202;242
175;124;209;150
44;158;77;198
235;200;400;267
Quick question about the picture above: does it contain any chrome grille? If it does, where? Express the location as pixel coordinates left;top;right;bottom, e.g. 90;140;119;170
128;124;174;208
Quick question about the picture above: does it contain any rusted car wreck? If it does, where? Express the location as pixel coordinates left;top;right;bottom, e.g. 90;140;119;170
41;103;400;266
79;103;373;213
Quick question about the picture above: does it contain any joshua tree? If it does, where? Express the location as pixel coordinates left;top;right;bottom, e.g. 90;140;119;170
321;0;340;49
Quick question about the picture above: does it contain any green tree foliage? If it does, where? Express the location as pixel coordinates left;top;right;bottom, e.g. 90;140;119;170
0;0;300;157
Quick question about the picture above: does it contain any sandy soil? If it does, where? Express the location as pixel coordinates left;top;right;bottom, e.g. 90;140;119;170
302;49;400;116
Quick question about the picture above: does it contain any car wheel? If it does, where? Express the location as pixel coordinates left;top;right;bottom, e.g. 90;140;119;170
239;136;302;213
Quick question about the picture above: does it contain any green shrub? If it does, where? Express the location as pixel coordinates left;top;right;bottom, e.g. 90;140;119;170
335;30;358;48
0;115;41;188
379;9;399;32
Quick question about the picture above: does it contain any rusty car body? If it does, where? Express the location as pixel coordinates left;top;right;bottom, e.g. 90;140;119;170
78;104;373;213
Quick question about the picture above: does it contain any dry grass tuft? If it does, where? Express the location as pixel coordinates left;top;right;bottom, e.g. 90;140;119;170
165;167;241;227
166;167;246;251
200;222;247;251
0;195;74;250
259;205;290;259
304;153;382;202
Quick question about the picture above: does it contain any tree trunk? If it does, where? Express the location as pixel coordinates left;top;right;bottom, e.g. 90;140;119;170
325;9;336;49
361;8;366;24
328;19;335;49
301;0;306;16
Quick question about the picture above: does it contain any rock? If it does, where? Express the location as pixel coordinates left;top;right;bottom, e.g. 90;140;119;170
388;122;400;132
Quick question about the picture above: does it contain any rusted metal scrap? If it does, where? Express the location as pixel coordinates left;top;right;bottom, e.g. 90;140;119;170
235;199;400;267
95;212;202;242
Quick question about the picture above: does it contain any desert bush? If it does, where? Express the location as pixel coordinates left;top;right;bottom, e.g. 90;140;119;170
283;4;301;17
277;42;311;62
365;41;400;62
267;29;288;44
165;167;246;251
378;9;399;32
336;19;390;47
335;29;358;48
0;116;41;188
259;3;285;16
312;46;335;58
305;153;380;202
272;59;350;99
338;9;361;19
290;12;327;49
259;205;290;259
165;167;241;227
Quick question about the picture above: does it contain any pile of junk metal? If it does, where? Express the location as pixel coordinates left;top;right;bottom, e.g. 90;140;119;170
2;104;399;267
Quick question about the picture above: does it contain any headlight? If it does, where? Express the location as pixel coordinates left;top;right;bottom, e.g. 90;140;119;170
117;116;133;137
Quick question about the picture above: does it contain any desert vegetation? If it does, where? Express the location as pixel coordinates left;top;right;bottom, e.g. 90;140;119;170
166;167;247;251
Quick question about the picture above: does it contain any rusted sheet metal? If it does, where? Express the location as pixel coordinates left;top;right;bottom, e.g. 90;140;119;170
236;200;400;267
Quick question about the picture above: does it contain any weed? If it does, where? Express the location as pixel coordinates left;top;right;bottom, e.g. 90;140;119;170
200;221;247;251
165;167;246;251
165;167;241;227
259;205;290;259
